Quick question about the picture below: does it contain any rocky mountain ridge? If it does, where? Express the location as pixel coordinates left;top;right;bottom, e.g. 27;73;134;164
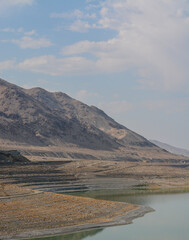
0;78;188;162
0;78;152;150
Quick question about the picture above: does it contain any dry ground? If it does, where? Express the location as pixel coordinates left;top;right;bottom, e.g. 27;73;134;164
0;184;137;238
0;145;189;239
1;157;189;192
0;141;188;162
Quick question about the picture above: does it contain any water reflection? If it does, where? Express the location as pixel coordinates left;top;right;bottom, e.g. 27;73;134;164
30;229;103;240
72;188;189;206
26;191;189;240
71;189;158;205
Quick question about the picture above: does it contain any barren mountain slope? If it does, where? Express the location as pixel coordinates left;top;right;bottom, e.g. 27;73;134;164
24;87;153;147
0;78;188;162
0;78;119;149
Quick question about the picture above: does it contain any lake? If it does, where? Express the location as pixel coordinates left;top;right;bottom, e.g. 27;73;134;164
29;191;189;240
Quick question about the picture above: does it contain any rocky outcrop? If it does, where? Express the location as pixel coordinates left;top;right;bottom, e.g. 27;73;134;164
0;150;30;164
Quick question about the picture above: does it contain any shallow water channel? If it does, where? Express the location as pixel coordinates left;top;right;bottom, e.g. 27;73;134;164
31;190;189;240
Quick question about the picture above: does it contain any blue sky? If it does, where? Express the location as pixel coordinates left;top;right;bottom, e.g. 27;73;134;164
0;0;189;149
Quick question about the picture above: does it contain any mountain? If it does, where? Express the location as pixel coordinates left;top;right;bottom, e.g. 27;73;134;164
0;78;188;162
0;78;117;150
150;140;189;158
0;78;152;149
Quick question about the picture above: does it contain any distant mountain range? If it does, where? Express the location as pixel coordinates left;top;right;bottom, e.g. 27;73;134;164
150;140;189;158
0;78;188;162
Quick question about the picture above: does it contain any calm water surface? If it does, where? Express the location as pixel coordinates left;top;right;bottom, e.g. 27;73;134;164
31;191;189;240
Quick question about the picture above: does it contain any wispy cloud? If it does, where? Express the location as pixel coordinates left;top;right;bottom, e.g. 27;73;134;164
60;0;189;91
24;29;36;36
0;0;34;15
1;27;23;33
1;28;36;35
1;29;50;49
0;60;15;71
51;8;96;33
18;55;95;76
10;36;53;49
3;0;188;93
85;0;97;3
51;9;96;19
62;40;98;55
0;0;34;7
69;20;90;33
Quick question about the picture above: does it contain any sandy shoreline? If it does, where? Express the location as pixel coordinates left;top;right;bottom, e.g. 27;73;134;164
1;205;153;240
0;184;154;240
1;158;188;240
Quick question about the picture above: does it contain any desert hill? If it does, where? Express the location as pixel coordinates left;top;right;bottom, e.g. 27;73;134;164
0;78;188;162
0;78;152;149
24;86;153;147
0;78;119;149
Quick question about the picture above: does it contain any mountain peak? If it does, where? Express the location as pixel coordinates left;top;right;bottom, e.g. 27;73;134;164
1;78;185;162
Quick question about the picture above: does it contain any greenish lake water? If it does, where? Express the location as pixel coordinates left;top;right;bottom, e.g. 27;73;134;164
30;191;189;240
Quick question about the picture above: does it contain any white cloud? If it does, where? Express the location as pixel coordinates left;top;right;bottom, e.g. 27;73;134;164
16;50;126;76
51;9;96;19
0;0;34;15
24;29;36;36
0;0;35;16
85;0;97;3
1;27;23;33
4;0;187;93
10;0;33;4
11;36;52;49
0;0;33;7
1;28;36;35
61;0;189;91
98;101;133;115
0;60;15;71
18;55;95;76
69;20;90;33
51;9;96;33
62;40;98;55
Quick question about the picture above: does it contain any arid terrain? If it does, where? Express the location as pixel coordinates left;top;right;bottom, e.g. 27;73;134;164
1;78;189;239
1;151;188;239
0;145;189;240
1;78;188;163
1;153;189;193
1;183;150;239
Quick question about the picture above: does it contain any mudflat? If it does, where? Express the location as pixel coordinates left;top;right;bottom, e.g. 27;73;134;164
0;184;152;240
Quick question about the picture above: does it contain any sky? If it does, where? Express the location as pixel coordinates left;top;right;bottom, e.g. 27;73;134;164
0;0;189;149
